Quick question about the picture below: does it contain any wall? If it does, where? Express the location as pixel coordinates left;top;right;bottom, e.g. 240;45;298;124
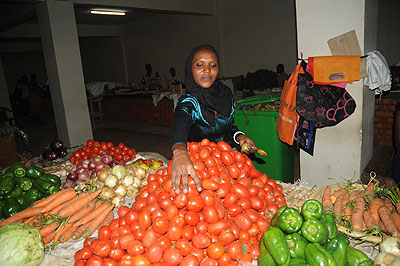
296;0;376;187
377;0;400;66
122;0;297;83
79;36;126;83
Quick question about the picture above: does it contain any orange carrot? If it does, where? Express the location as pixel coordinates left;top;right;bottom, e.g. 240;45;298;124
58;225;76;243
67;200;97;224
49;192;88;215
391;212;400;232
351;198;365;231
342;192;352;219
82;204;114;238
331;188;346;204
378;206;398;236
333;194;344;217
0;206;44;227
42;233;54;245
72;223;91;240
369;198;384;224
54;223;73;243
384;200;395;212
34;188;75;207
396;202;400;214
39;222;59;237
349;190;359;201
56;189;102;219
75;201;110;226
41;190;77;213
96;209;114;231
363;210;379;229
322;186;333;211
364;182;375;197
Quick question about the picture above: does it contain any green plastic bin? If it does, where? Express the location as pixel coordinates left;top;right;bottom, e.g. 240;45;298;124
235;93;294;183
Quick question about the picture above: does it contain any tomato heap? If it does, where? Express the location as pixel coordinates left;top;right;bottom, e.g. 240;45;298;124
70;140;137;165
74;139;286;266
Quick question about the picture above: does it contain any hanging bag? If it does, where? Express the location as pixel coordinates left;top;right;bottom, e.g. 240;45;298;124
296;61;356;128
276;62;302;145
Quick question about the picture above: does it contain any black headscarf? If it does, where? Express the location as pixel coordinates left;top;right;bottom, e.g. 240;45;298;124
185;44;233;126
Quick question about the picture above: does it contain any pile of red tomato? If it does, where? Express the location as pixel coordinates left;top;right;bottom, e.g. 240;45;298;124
73;139;286;266
70;140;137;165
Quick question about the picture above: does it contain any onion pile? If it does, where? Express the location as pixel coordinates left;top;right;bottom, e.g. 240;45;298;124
62;154;119;189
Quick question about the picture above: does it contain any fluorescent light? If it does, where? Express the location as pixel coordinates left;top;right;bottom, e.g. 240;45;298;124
90;10;125;16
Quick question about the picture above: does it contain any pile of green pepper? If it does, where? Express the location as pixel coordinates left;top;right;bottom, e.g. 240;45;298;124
258;199;372;266
0;162;61;219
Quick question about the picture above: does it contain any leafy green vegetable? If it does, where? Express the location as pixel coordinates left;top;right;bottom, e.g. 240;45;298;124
0;223;44;266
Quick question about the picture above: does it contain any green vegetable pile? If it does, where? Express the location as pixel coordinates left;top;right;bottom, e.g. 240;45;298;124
259;199;372;266
0;162;61;219
0;223;44;266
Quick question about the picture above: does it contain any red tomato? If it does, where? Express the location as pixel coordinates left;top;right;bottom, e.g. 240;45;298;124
202;179;219;191
109;247;125;261
167;223;182;241
208;220;229;236
227;204;244;217
146;244;164;263
86;139;94;146
153;216;169;234
74;259;86;266
200;138;210;146
173;193;188;209
84;237;94;247
249;196;264;210
266;179;277;190
119;254;134;265
184;211;200;226
203;206;219;223
192;233;211;249
86;255;103;266
180;254;200;266
207;242;225;260
234;214;252;230
201;190;216;206
74;250;82;261
98;225;111;240
186;195;205;212
157;235;172;251
221;151;234;166
266;203;279;216
232;183;250;198
176;239;192;256
131;255;151;266
142;229;158;248
125;209;140;225
188;142;200;153
127;240;145;256
226;241;242;261
228;165;240;179
118;234;134;250
217;253;232;266
237;198;251;210
223;192;238;208
217;141;232;152
138;209;152;228
118;225;132;236
162;248;183;266
204;157;218;168
218;229;235;245
133;227;146;241
103;258;118;266
81;245;93;260
199;147;211;160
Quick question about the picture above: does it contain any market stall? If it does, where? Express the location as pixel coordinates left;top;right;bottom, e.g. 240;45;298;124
0;136;396;266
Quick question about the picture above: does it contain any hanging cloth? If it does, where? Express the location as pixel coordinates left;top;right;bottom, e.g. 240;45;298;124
363;51;392;95
309;56;360;84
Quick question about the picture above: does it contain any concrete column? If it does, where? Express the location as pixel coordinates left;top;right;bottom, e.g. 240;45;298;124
0;57;12;109
295;0;378;187
36;0;92;148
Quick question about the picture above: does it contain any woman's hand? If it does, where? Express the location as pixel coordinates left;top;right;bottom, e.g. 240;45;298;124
171;144;202;194
237;135;257;154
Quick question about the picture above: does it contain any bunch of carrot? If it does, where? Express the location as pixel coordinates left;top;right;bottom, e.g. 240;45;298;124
322;182;400;237
0;188;115;245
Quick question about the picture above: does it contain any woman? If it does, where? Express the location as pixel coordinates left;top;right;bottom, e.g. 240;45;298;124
171;44;256;194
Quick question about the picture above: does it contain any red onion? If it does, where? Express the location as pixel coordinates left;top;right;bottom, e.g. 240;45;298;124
88;161;96;169
76;167;86;174
67;173;77;181
63;180;76;189
82;159;90;168
86;169;93;176
78;172;89;182
102;155;112;164
96;163;106;171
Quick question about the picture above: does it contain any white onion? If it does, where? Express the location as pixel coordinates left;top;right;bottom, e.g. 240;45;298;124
112;165;127;180
97;168;109;182
114;185;127;197
82;159;90;168
99;187;115;199
105;174;118;188
112;196;125;208
122;174;134;187
132;176;142;187
93;155;102;163
135;167;146;179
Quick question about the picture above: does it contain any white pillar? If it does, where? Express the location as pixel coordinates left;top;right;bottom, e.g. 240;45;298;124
295;0;378;187
0;57;11;109
36;1;92;147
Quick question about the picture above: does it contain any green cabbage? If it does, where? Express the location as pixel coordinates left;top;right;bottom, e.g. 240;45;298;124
0;223;44;266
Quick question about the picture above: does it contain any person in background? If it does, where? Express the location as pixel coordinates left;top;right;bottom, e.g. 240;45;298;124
392;103;400;185
141;63;160;86
169;67;181;85
13;78;23;107
276;63;289;87
171;44;257;194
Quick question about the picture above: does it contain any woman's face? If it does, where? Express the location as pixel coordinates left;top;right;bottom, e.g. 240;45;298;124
192;49;219;88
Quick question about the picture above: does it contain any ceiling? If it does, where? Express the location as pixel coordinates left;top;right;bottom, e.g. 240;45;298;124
0;1;165;35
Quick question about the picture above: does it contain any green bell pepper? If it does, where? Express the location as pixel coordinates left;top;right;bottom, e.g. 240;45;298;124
322;213;338;240
12;162;26;178
26;165;44;179
3;197;21;218
263;226;291;265
260;236;267;254
277;207;303;234
39;174;61;187
33;179;56;194
23;188;41;204
301;218;328;243
16;196;25;206
288;258;307;266
258;248;277;266
1;167;14;178
337;232;350;246
305;243;336;266
271;206;288;226
346;247;372;266
8;186;23;198
0;204;3;219
0;175;15;195
301;199;323;220
15;177;33;191
286;233;307;259
326;238;347;266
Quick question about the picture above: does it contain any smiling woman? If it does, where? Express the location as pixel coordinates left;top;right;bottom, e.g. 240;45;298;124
170;44;256;194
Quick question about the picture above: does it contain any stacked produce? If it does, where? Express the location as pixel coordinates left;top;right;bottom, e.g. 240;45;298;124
0;162;61;219
259;199;372;265
42;140;68;162
73;139;286;265
70;140;137;165
0;188;114;246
